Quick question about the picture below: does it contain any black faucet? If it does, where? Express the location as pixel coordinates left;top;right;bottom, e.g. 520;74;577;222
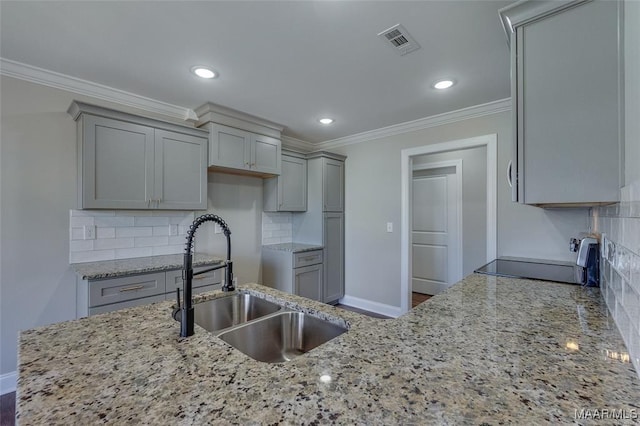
174;214;234;337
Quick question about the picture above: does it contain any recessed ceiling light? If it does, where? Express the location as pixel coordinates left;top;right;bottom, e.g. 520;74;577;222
319;118;334;125
433;79;455;90
191;66;217;79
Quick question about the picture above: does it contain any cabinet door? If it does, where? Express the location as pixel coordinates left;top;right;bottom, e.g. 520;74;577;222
251;134;281;175
154;129;208;210
323;158;344;212
208;123;251;170
279;155;307;211
82;115;155;209
294;264;323;302
323;213;344;303
89;294;166;316
517;0;621;204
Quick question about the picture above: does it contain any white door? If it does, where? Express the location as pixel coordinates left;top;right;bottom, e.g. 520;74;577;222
411;163;461;295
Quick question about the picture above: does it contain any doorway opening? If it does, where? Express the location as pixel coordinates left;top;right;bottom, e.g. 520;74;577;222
400;134;497;313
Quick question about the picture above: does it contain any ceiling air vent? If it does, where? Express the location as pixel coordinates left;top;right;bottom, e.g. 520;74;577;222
378;24;421;56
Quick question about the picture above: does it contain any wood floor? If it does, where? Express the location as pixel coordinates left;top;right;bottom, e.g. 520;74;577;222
0;294;433;425
1;392;15;426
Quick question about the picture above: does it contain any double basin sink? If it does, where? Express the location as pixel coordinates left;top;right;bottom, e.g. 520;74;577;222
193;292;348;363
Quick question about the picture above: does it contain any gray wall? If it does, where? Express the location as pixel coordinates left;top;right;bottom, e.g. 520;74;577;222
413;145;487;276
625;0;639;189
332;112;590;307
0;76;264;378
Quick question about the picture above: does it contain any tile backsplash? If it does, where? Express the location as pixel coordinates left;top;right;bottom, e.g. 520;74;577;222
69;210;194;263
592;200;640;377
261;212;293;245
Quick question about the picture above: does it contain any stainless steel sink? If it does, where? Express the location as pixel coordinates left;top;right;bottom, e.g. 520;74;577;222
194;293;281;332
217;311;348;363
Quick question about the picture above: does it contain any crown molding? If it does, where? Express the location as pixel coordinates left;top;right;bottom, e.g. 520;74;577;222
281;135;316;152
0;58;198;122
315;98;511;151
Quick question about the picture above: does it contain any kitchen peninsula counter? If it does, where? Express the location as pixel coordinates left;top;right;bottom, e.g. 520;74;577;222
17;275;640;424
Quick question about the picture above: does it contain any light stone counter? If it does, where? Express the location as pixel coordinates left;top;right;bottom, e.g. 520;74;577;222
70;253;223;280
17;275;640;424
262;243;324;253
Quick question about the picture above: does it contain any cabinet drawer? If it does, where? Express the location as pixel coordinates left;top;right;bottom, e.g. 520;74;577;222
294;250;323;268
89;272;166;308
165;266;222;292
89;294;166;316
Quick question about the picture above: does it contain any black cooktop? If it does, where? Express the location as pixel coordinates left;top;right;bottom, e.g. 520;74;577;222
474;258;579;284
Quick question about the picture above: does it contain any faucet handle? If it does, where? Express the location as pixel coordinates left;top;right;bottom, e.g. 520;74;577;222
172;288;182;322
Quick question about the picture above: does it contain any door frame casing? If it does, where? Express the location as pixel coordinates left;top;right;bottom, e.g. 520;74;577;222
400;134;498;313
411;159;463;294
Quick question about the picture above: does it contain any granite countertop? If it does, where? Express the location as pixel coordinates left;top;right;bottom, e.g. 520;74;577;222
70;253;223;280
262;242;324;253
17;275;640;424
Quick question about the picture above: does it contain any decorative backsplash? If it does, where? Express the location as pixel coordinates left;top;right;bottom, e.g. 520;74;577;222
592;201;640;377
262;212;293;245
69;210;194;263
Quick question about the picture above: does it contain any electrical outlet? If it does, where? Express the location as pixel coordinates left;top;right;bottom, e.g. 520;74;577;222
84;225;96;240
214;224;222;234
386;222;393;233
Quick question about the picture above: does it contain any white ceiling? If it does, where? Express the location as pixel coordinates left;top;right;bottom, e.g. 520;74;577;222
0;1;512;144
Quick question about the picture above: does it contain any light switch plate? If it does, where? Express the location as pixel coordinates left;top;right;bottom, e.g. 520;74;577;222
386;222;393;233
214;224;223;234
83;225;96;240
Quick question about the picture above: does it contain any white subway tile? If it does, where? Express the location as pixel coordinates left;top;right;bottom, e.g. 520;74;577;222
152;226;171;236
70;216;95;227
134;216;169;227
70;249;115;263
622;281;640;330
169;216;186;225
70;227;84;240
152;210;190;217
70;240;94;252
116;227;153;238
94;238;134;250
263;223;280;231
179;214;195;227
178;225;189;235
134;236;169;247
114;247;152;260
169;235;187;245
95;216;135;227
152;245;183;256
96;227;116;239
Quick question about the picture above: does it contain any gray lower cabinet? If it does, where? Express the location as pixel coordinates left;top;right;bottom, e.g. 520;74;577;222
323;213;344;303
262;249;323;302
500;0;622;206
77;266;222;317
294;264;323;301
204;122;281;176
69;101;208;210
263;151;307;212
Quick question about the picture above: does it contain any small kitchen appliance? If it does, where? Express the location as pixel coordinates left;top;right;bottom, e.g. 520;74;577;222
572;236;600;287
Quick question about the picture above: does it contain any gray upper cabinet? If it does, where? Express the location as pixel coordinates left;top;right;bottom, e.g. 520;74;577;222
154;129;208;210
263;151;307;212
501;0;623;206
69;101;208;210
205;122;281;176
322;158;344;212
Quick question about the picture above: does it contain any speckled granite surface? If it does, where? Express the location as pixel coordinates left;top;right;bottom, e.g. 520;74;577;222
18;275;640;424
262;242;323;253
70;253;223;280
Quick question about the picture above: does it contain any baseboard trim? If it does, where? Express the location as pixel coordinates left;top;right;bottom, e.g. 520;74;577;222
1;371;17;395
338;295;403;318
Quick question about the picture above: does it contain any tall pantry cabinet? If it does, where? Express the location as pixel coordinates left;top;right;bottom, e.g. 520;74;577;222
293;152;346;303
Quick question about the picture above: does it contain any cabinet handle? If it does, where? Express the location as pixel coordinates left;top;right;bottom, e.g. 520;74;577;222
301;256;317;262
194;276;207;281
507;160;513;188
119;285;144;292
